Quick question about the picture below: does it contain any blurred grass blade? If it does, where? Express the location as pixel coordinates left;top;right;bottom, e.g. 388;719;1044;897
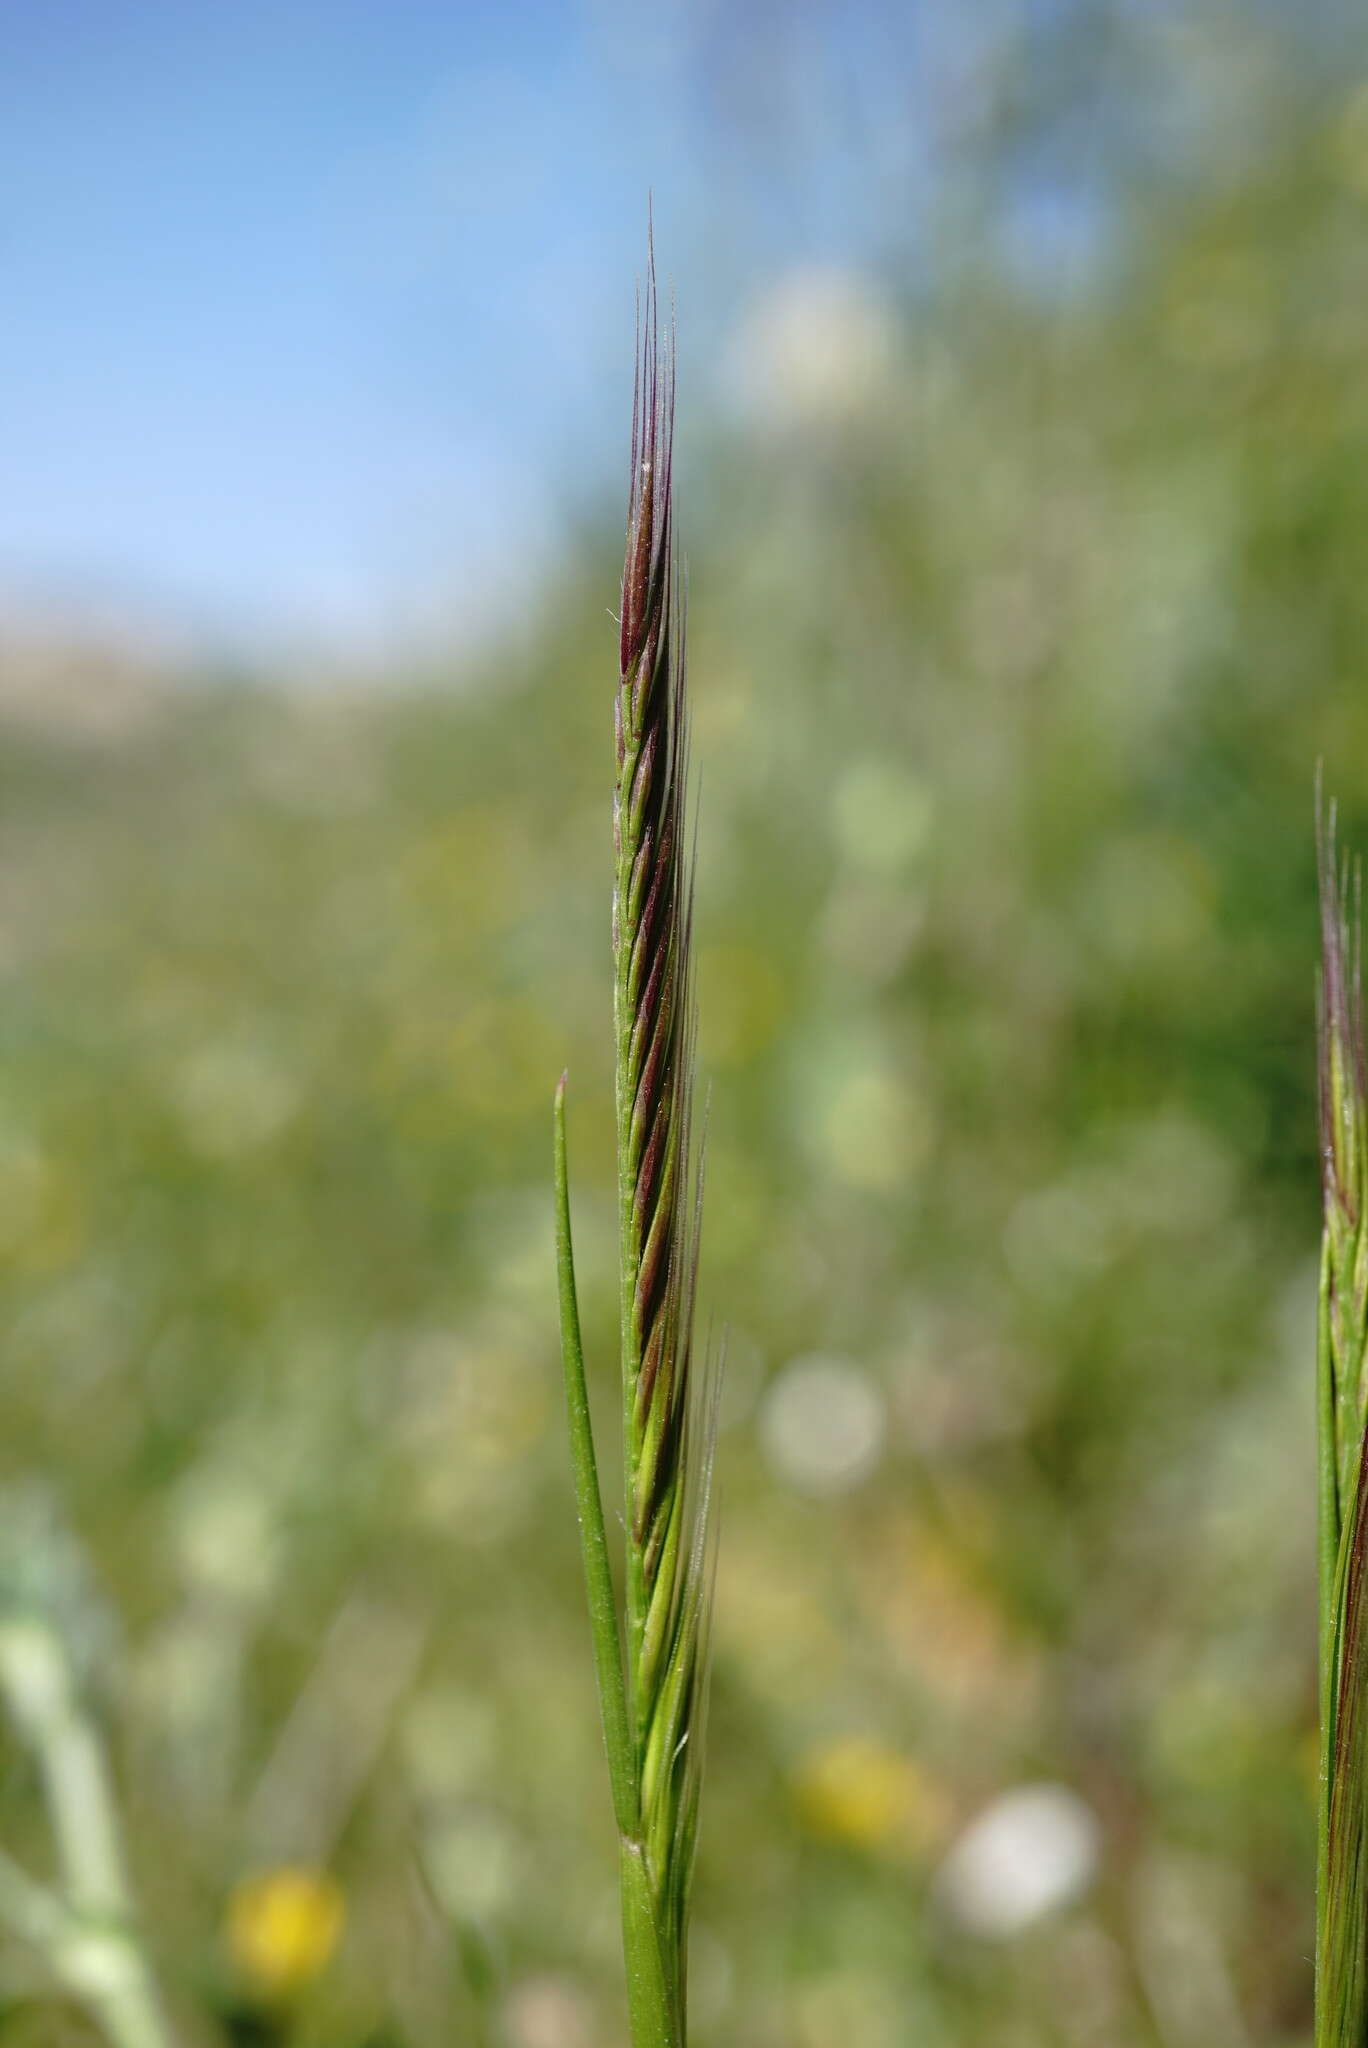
0;1612;176;2048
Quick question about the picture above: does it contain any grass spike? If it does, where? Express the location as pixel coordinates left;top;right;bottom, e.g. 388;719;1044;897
1315;778;1368;2046
555;222;718;2047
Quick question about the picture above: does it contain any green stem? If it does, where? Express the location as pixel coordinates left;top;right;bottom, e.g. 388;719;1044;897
620;1838;679;2048
554;1076;637;1839
0;1845;168;2048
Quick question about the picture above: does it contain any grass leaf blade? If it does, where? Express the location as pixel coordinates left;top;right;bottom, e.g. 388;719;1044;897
555;1074;637;1840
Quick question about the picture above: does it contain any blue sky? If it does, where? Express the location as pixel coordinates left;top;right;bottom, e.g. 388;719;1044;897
2;2;695;648
0;1;994;653
0;0;1160;655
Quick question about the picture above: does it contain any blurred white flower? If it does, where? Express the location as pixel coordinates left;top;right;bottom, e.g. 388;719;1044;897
421;1805;522;1923
759;1355;886;1496
730;267;894;428
400;1683;497;1800
936;1783;1100;1937
794;1023;933;1194
171;1037;300;1159
1003;1176;1115;1301
170;1464;280;1608
502;1972;594;2048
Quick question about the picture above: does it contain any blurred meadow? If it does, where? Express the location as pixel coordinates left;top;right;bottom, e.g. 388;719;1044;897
4;2;1368;2043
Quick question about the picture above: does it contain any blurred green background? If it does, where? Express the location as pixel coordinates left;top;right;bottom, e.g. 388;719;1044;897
4;4;1368;2044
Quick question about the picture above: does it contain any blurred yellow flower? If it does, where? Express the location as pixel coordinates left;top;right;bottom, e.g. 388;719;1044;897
227;1867;345;1999
793;1735;942;1858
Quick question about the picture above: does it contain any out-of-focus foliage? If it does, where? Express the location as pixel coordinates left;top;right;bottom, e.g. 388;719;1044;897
3;22;1368;2048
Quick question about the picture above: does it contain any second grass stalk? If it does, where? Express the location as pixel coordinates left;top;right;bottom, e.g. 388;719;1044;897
1316;789;1368;2046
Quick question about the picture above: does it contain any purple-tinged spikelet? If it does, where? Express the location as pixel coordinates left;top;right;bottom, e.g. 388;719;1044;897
614;233;692;1547
612;233;716;1998
1318;793;1368;1506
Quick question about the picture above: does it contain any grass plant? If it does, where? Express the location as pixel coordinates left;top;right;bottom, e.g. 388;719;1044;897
1316;784;1368;2045
554;237;719;2048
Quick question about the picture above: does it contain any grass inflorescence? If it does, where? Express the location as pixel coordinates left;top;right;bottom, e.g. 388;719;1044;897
1316;781;1368;2046
554;233;719;2048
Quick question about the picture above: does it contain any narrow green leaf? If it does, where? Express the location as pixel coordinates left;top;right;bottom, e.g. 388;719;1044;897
554;1075;637;1840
